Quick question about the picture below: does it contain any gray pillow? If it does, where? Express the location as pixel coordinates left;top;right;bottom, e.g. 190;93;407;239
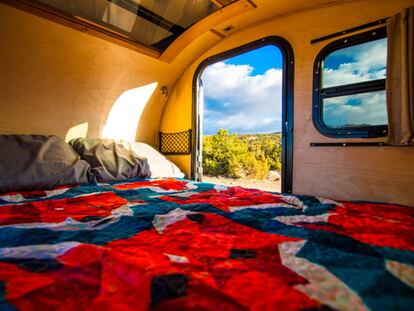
0;135;94;193
69;138;151;182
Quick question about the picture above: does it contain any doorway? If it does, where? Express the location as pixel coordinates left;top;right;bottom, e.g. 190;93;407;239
192;37;294;193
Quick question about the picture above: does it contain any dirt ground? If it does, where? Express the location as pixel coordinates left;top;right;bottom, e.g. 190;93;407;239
202;175;281;193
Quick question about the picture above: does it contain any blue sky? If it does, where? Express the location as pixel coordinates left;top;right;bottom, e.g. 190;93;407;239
201;45;283;135
225;45;282;75
201;38;388;135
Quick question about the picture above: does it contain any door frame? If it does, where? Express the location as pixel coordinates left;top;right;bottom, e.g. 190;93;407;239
192;36;294;194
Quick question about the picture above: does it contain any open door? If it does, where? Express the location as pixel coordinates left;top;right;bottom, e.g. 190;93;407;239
192;37;294;193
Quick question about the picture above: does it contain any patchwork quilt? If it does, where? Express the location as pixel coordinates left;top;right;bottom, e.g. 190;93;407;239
0;178;413;310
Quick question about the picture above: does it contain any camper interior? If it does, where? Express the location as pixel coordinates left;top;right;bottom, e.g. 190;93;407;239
0;0;413;310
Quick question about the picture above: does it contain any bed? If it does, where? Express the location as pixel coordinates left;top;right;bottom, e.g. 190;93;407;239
0;177;413;310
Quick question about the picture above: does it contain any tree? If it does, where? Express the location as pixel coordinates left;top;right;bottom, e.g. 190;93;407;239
203;130;281;179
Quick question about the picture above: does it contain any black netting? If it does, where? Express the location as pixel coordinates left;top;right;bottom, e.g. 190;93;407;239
159;130;192;155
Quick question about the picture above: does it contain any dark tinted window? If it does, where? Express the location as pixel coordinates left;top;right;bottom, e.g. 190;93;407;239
313;28;388;138
322;91;387;128
323;38;387;88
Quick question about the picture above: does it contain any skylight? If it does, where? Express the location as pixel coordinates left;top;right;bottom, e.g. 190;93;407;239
36;0;224;51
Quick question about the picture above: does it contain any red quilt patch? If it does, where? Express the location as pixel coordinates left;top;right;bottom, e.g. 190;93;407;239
0;192;127;225
161;187;286;212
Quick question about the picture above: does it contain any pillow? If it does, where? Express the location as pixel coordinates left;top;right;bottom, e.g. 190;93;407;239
129;142;185;178
69;138;151;182
0;135;94;193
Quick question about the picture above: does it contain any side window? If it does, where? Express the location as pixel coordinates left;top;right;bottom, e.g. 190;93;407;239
313;28;388;138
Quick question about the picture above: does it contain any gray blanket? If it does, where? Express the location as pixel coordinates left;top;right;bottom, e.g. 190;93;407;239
0;135;93;193
70;138;151;182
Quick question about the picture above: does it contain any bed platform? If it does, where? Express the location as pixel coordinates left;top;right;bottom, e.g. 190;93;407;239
0;178;412;310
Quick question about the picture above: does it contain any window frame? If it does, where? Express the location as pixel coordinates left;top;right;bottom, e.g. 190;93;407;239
312;27;388;138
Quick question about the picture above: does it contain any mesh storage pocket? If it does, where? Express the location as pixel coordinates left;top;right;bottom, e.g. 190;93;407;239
159;130;192;155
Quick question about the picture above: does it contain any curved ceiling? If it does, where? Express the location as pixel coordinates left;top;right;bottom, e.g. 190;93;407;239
161;0;359;62
4;0;360;63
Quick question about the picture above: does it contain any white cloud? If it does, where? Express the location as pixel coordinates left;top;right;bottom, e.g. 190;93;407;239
321;38;388;127
323;92;388;127
323;38;387;87
201;62;282;134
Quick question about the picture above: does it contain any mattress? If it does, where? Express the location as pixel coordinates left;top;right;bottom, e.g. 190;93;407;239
0;178;412;310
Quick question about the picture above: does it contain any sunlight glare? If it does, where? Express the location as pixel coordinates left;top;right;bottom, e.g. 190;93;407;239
102;82;158;142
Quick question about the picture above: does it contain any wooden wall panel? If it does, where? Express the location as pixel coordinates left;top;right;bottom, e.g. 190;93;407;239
162;0;414;206
0;1;230;153
0;3;168;145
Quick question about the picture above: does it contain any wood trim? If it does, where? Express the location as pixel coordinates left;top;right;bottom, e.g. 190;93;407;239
210;0;248;8
310;142;389;147
0;0;161;59
159;0;256;63
209;0;225;8
310;18;387;44
209;29;226;38
245;0;258;9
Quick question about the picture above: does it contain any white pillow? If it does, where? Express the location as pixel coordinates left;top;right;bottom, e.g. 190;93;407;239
129;142;184;178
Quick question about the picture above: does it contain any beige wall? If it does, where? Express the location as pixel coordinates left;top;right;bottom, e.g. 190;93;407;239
0;3;171;145
0;0;233;146
162;0;414;206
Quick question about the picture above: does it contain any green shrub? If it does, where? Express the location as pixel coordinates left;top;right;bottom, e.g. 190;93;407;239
202;129;281;180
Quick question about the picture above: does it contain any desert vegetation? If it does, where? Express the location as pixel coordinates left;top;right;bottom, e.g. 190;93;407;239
202;129;282;180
